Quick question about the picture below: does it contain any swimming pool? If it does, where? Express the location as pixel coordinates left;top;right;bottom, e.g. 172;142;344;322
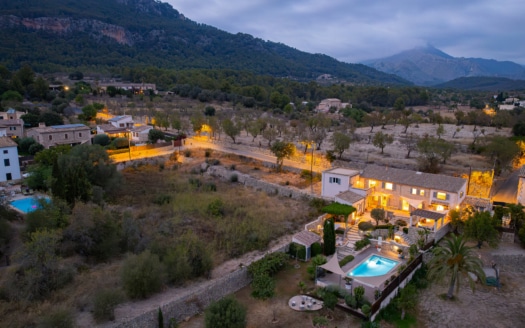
347;255;399;277
10;196;50;214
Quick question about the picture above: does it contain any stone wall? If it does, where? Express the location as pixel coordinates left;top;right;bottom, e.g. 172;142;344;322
206;165;316;200
491;254;525;273
112;268;252;328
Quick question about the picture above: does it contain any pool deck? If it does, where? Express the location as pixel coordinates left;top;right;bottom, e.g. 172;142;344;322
317;247;405;301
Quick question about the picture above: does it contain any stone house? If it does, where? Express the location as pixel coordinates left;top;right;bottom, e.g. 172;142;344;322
26;123;91;149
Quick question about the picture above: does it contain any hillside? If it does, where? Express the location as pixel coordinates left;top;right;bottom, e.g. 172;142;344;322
362;45;525;86
0;0;410;86
434;76;525;91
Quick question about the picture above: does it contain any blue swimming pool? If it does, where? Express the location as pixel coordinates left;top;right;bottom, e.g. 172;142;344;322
347;255;399;277
10;196;50;214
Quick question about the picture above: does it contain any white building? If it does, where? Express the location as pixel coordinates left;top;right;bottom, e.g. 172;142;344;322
0;137;21;182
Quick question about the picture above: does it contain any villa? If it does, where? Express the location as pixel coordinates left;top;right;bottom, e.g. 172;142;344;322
322;165;468;214
26;123;91;149
0;137;21;182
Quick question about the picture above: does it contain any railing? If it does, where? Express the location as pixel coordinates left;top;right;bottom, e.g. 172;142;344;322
370;254;423;317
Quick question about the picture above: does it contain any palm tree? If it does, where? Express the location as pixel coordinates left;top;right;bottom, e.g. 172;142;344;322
427;234;485;299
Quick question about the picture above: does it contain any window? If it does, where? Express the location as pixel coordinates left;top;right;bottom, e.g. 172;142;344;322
9;126;16;130
385;182;393;190
64;133;68;139
4;159;10;167
2;150;7;154
411;188;417;195
436;192;447;200
420;190;425;196
119;123;124;127
6;173;12;181
79;133;82;137
368;180;377;188
49;135;53;140
329;177;341;184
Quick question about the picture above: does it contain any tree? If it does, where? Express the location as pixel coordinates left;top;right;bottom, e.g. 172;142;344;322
204;106;216;116
400;133;419;158
121;250;166;299
205;297;247;328
330;131;352;159
481;136;520;175
93;134;111;146
148;129;165;143
372;131;393;154
80;104;97;121
464;211;499;249
323;219;336;255
436;124;445;139
370;208;385;227
270;141;295;172
394;97;406;111
222;118;241;143
427;234;485;299
416;135;451;173
397;284;417;320
40;112;64;126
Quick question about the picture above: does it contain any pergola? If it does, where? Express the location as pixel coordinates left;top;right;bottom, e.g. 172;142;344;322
321;202;356;240
410;209;446;232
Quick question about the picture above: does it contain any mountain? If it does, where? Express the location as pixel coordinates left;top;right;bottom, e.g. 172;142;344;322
362;45;525;86
0;0;410;86
434;77;525;91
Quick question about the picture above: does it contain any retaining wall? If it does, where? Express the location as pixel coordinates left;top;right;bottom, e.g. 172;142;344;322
206;165;315;200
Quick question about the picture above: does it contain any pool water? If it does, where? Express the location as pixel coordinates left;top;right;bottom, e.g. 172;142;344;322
347;255;399;277
10;196;50;214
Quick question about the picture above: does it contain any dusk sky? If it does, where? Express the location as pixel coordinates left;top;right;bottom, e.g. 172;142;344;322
168;0;525;65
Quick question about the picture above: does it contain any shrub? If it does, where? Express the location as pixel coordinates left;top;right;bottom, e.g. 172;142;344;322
93;134;111;146
375;224;394;230
396;220;408;227
112;137;129;149
288;242;306;260
229;164;236;170
354;285;365;306
339;255;355;267
207;199;224;218
230;174;238;183
184;149;192;157
205;297;246;328
307;255;327;280
28;142;44;155
203;182;217;192
153;194;172;205
248;252;288;278
403;227;409;234
358;221;374;231
311;242;322;257
204;149;212;157
251;274;275;299
397;264;407;274
121;250;166;299
39;307;74;328
93;289;124;322
312;316;329;327
323;291;338;310
354;238;371;251
361;304;371;317
345;294;357;308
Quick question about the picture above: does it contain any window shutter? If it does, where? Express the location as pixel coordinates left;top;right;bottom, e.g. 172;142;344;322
446;193;450;200
382;182;385;189
433;191;437;198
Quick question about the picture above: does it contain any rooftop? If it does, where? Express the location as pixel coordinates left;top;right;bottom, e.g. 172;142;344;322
361;164;466;193
335;190;365;204
293;230;321;247
0;136;17;148
324;167;360;177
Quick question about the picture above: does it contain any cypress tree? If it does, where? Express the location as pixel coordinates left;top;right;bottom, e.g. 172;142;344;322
323;219;336;255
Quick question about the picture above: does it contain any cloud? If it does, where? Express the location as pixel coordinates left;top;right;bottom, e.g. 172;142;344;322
168;0;525;64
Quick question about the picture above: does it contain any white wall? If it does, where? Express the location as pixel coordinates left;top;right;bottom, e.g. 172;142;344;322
321;172;350;197
0;145;21;182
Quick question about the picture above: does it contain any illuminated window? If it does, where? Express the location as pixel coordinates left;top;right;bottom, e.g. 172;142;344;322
436;192;447;200
385;182;393;190
368;180;377;188
420;190;425;196
411;188;417;195
436;205;444;211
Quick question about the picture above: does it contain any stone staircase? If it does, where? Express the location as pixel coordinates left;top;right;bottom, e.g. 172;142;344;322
336;225;361;261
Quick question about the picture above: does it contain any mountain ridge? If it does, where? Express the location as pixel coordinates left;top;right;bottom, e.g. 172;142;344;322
0;0;410;86
362;45;525;86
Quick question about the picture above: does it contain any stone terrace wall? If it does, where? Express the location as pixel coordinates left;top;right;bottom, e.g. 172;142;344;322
491;254;525;273
112;268;251;328
206;165;315;200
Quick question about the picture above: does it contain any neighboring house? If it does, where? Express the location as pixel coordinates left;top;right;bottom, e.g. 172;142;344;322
499;104;516;111
130;125;153;144
96;115;134;138
322;165;468;213
0;126;6;137
316;98;351;113
0;108;25;120
26;123;91;149
97;82;156;94
0;119;24;138
0;137;21;182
